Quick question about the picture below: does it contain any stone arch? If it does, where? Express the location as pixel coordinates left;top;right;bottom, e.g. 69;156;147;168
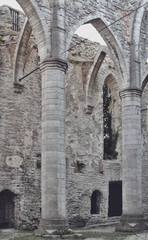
91;190;102;214
142;72;148;90
86;46;119;114
16;0;50;61
131;0;148;88
86;46;108;113
66;14;127;87
13;18;32;85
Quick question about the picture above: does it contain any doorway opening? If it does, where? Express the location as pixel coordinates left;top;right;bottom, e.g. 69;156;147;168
108;181;122;217
0;190;16;228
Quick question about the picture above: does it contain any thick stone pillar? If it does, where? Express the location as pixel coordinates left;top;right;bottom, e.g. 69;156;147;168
38;58;68;232
116;88;148;231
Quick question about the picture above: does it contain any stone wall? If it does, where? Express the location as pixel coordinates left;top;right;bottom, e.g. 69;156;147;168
66;35;122;227
0;6;41;229
0;6;123;228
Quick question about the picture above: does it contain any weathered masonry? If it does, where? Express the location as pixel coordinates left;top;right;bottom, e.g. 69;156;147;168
0;0;148;232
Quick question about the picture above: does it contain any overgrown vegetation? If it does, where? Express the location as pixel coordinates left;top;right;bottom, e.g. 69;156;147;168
54;228;74;235
108;63;116;70
103;85;118;160
36;159;41;168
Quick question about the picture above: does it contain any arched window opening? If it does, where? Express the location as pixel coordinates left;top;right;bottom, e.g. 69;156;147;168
108;181;122;217
75;23;106;45
103;78;119;160
91;190;102;214
0;190;16;229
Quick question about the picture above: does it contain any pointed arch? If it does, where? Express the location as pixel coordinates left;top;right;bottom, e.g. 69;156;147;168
16;0;50;60
130;0;148;88
86;46;119;113
66;14;128;88
90;18;127;87
14;18;32;85
103;72;118;86
86;46;107;112
142;75;148;91
142;71;148;90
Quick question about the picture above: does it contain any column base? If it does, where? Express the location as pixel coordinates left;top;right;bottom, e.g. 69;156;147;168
116;214;148;232
36;219;68;235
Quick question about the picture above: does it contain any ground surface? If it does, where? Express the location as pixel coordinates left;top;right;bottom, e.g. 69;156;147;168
0;227;148;240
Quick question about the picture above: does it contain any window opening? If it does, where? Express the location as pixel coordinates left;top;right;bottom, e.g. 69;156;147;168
10;9;19;31
103;84;118;159
77;161;85;173
91;190;102;214
108;181;122;217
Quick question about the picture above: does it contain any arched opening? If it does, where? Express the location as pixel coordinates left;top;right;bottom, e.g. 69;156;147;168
108;181;122;217
0;190;16;229
91;190;102;214
15;0;50;61
86;46;108;112
14;19;32;86
130;0;148;88
75;23;106;45
66;15;127;87
103;75;121;160
66;18;123;223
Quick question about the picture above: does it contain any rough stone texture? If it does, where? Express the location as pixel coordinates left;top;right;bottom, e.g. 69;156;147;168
141;82;148;219
0;6;41;229
0;0;148;232
66;35;122;227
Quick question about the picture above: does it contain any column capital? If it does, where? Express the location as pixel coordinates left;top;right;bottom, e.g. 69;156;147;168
39;58;68;73
119;88;142;99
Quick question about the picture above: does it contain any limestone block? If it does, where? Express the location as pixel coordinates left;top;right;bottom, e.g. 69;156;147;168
5;155;23;168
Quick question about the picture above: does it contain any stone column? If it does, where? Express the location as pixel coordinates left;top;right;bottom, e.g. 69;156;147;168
116;88;147;231
38;58;68;232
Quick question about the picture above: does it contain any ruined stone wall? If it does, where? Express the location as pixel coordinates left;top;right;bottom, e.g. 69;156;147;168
0;6;41;229
1;1;148;229
66;35;122;227
12;0;148;231
0;6;123;227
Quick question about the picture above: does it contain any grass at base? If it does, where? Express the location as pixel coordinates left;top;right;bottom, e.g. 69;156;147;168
8;229;143;240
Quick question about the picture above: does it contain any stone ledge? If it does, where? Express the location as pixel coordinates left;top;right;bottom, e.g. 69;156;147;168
115;222;148;232
115;214;148;232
